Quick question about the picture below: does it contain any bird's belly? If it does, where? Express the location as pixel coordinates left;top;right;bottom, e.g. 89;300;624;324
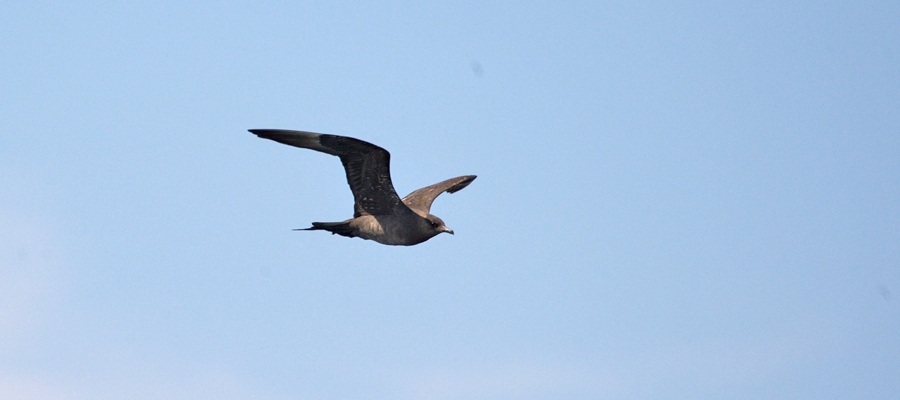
353;216;428;246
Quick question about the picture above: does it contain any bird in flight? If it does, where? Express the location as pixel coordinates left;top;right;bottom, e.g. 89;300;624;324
249;129;476;246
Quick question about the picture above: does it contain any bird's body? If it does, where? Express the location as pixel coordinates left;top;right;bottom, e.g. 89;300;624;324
249;129;476;246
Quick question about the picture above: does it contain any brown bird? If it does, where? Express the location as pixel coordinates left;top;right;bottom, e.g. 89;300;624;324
250;129;476;246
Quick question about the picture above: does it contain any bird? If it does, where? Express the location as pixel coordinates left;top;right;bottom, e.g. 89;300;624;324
249;129;476;246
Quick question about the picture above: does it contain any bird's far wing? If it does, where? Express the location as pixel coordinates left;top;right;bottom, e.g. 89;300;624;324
249;129;405;217
402;175;477;215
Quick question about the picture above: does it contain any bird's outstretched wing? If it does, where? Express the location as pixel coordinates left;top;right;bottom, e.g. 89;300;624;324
249;129;404;217
402;175;477;215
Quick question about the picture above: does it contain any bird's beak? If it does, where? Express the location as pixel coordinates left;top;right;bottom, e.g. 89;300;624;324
442;227;455;235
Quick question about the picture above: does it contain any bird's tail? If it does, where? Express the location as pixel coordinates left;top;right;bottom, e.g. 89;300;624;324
295;221;356;238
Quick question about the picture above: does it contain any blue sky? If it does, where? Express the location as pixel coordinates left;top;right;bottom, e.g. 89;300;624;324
2;1;898;399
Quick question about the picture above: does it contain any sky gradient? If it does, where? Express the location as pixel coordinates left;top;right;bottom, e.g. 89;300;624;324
2;1;899;399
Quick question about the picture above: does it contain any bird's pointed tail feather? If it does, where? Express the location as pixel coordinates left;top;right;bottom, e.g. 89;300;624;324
295;221;357;238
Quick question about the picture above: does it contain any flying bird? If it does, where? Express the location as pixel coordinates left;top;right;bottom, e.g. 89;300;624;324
249;129;476;246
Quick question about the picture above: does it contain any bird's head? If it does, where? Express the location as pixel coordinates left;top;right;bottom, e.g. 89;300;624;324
426;214;454;235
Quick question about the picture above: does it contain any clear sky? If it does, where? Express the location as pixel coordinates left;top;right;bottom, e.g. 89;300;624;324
2;1;898;399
